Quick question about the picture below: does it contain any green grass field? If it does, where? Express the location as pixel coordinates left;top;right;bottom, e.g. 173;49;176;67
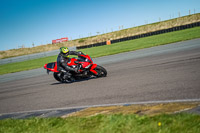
0;113;200;133
0;26;200;75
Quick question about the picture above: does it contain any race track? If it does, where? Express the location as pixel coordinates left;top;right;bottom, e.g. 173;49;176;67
0;39;200;114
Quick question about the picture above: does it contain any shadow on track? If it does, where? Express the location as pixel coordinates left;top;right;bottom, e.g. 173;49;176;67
50;77;97;85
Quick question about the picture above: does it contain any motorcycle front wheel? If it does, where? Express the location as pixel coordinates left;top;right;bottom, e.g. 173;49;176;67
94;65;107;77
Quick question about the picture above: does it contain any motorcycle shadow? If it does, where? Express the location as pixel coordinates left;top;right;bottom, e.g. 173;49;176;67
51;77;96;85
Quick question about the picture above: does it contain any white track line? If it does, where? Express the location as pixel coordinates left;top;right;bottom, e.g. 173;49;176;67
1;98;200;115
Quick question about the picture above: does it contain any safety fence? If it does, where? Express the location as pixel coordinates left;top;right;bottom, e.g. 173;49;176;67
77;22;200;49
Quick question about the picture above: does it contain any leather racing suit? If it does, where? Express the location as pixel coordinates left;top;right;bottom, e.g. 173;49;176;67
57;51;83;73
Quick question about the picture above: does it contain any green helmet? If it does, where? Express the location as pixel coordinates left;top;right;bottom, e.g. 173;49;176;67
60;47;69;58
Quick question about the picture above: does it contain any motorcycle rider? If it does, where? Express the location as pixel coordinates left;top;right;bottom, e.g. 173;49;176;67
57;47;84;81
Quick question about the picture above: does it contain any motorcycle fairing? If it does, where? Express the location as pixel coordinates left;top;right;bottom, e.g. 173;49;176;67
90;64;98;75
67;57;94;72
80;55;93;63
44;55;98;75
67;58;77;66
44;62;59;73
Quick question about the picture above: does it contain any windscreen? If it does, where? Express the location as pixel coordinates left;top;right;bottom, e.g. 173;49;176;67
78;56;87;62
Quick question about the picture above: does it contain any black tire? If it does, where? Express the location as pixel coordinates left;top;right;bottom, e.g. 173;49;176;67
53;72;62;82
94;65;107;77
54;72;74;83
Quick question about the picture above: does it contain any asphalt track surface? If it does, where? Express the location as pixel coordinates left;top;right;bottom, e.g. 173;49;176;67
0;39;200;115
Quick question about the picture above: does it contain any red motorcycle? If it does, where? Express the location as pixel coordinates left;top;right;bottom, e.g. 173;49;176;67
44;54;107;83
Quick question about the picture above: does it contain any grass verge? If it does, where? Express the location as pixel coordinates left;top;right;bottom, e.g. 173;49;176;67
0;26;200;75
0;113;200;133
80;26;200;58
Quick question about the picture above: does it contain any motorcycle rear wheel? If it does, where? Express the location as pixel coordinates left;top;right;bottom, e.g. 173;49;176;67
53;72;62;82
54;72;75;83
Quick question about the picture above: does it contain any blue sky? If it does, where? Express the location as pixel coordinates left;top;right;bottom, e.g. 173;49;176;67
0;0;200;51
